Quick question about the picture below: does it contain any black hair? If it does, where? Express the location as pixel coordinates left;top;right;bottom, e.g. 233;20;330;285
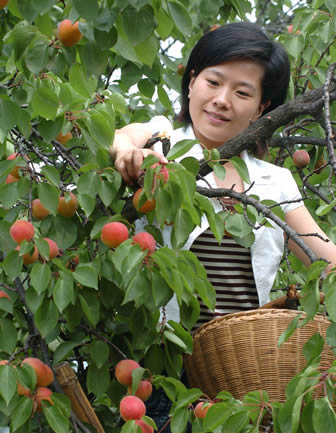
177;22;290;132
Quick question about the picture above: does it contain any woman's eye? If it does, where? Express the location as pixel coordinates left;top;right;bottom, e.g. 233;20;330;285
237;91;250;97
207;79;219;86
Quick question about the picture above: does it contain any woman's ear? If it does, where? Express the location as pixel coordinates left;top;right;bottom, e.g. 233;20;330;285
259;100;271;116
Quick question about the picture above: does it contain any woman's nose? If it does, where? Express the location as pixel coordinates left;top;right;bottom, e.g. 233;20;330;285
213;88;232;109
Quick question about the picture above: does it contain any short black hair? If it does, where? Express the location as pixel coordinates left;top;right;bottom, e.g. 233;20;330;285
177;22;290;127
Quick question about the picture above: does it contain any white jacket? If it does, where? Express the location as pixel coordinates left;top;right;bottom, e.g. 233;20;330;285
142;116;303;321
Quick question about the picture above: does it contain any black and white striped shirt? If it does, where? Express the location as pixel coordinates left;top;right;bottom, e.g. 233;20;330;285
190;228;258;330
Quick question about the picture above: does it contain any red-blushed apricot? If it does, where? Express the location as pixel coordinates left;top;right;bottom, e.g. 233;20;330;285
287;24;294;33
57;19;82;47
22;358;54;387
151;163;169;184
101;222;129;248
314;155;326;174
17;381;31;398
42;238;59;260
5;174;19;184
293;149;310;169
32;199;50;220
10;220;35;244
132;232;156;256
0;290;10;300
115;359;140;386
16;244;39;265
119;395;146;421
56;131;73;145
135;419;154;433
57;192;78;217
128;380;152;401
194;401;214;418
132;188;156;214
7;152;20;178
33;387;53;412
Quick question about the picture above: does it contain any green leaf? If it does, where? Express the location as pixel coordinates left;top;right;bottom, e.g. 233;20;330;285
316;198;336;216
157;86;171;109
69;63;97;98
175;388;203;409
78;42;109;77
53;341;80;365
167;321;193;354
203;403;231;431
87;363;110;397
72;0;99;20
73;263;98;289
312;397;336;433
25;38;49;74
230;156;251;184
30;263;51;295
225;213;253;238
303;333;324;362
40;165;60;189
78;193;96;217
53;272;74;313
166;139;198;160
163;330;187;351
43;404;70;433
88;340;109;369
170;407;189;433
122;5;155;44
2;250;22;282
34;298;59;338
167;1;192;35
38;182;59;214
79;292;100;327
11;397;33;432
0;365;17;405
278;313;303;346
31;87;59;120
0;100;21;135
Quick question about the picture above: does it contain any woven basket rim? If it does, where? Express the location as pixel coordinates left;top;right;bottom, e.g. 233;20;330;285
192;308;330;339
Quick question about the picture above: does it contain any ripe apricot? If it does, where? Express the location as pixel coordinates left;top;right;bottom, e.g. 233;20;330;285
132;232;156;256
152;163;169;184
42;238;59;259
57;192;78;217
119;395;146;421
101;222;129;248
57;19;82;47
135;420;154;433
0;290;10;300
10;220;35;244
128;380;152;401
0;0;8;9
132;188;156;214
16;244;39;265
115;359;140;386
293;149;310;169
32;199;49;220
56;131;73;145
33;387;53;412
7;153;20;178
5;174;19;184
22;358;54;387
194;401;214;418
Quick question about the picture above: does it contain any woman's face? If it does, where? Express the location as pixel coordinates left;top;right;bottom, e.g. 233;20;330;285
188;59;269;149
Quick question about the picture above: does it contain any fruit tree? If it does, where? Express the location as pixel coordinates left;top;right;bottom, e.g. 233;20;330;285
1;1;336;432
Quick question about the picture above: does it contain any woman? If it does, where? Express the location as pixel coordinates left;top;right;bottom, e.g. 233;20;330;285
111;21;336;430
111;22;336;323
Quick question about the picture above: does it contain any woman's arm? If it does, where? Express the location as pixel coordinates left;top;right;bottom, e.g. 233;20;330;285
285;206;336;273
110;123;167;185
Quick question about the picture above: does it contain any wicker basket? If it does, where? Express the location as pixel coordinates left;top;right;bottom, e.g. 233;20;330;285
184;309;334;402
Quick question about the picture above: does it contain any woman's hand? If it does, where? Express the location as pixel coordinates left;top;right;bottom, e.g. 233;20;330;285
110;127;168;185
